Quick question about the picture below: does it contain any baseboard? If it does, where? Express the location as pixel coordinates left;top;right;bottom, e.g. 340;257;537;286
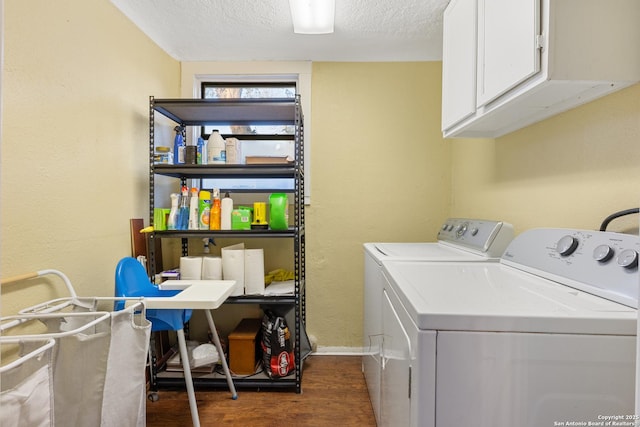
310;346;365;356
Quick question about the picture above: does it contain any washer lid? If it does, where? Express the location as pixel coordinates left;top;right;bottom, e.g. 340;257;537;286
364;242;497;264
382;261;637;335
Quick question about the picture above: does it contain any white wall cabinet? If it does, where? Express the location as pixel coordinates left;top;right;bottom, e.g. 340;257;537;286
441;0;477;130
476;0;540;107
442;0;640;139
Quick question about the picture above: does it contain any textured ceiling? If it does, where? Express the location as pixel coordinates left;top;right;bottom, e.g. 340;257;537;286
110;0;450;62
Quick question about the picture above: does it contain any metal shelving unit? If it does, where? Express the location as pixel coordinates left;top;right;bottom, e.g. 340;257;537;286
148;95;307;393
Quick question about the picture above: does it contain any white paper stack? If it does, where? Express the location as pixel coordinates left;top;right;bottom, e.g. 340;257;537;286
221;243;265;296
244;249;265;295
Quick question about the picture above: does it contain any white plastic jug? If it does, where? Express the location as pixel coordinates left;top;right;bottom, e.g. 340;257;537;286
207;130;226;164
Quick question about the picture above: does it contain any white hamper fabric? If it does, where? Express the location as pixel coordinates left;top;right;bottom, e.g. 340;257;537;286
0;269;153;427
100;306;151;427
44;314;112;427
0;340;55;427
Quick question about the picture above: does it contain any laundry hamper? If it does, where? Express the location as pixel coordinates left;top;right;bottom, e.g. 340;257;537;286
0;338;56;427
2;299;151;427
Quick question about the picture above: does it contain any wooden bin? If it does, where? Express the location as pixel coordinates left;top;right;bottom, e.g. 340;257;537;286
228;318;262;375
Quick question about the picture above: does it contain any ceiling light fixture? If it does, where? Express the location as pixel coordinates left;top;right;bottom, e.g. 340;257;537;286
289;0;335;34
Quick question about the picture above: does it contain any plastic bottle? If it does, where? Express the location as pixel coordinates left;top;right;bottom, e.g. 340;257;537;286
209;188;221;230
177;186;190;230
197;136;207;165
167;193;179;230
269;193;289;230
207;130;226;164
188;187;200;230
221;191;233;230
203;238;212;254
173;126;185;164
198;190;211;230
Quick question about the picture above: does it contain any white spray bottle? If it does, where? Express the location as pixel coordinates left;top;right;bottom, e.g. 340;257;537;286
188;187;199;230
167;193;179;230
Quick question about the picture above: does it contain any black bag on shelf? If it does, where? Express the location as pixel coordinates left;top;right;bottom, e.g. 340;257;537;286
261;310;295;378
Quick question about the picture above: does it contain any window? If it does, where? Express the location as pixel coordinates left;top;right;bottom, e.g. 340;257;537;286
183;61;312;204
200;82;298;192
201;82;296;137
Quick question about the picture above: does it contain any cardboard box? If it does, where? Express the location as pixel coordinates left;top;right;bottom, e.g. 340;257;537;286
225;138;240;164
245;156;292;164
228;318;262;375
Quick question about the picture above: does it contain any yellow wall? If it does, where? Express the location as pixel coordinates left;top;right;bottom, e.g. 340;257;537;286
308;62;450;347
450;84;640;235
1;0;179;314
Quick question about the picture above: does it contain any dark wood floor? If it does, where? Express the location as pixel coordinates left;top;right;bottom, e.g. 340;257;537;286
146;355;377;426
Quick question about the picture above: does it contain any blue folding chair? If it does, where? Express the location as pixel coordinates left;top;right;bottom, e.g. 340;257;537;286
114;257;200;426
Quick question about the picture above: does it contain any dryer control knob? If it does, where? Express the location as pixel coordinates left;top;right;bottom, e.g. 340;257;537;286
593;244;614;263
617;249;638;269
556;235;579;256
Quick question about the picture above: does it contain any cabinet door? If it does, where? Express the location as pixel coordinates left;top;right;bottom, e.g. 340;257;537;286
441;0;478;131
476;0;540;107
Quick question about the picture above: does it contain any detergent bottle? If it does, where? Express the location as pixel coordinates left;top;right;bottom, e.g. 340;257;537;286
173;126;185;164
207;130;226;164
269;193;289;230
199;190;211;230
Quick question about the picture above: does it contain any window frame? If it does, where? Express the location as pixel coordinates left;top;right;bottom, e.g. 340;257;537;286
199;81;297;140
181;62;312;204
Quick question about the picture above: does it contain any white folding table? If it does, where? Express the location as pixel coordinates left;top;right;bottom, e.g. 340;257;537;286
146;280;238;427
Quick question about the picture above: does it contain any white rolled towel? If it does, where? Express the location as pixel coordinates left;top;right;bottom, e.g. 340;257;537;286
180;256;203;280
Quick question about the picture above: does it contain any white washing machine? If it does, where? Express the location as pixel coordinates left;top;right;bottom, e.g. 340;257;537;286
363;218;514;425
381;228;639;427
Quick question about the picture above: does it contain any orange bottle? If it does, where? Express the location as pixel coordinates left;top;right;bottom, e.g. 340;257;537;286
209;188;221;230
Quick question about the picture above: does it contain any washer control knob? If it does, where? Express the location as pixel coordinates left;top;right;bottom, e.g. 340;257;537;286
617;249;639;269
556;235;579;256
442;224;448;231
470;228;479;236
456;224;468;237
592;244;614;263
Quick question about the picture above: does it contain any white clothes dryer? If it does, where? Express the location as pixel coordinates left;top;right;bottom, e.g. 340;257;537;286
381;228;639;427
363;218;514;425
